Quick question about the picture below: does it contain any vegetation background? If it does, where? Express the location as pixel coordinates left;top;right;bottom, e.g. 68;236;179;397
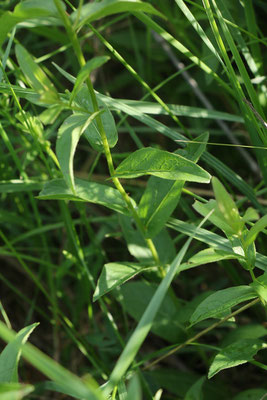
0;0;266;399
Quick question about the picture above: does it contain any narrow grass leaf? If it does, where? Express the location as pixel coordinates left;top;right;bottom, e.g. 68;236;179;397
116;281;186;343
120;100;243;122
190;286;257;326
174;0;223;66
168;218;267;272
115;147;211;182
208;339;266;379
0;180;44;193
97;92;263;211
103;215;210;394
38;178;130;215
73;0;164;29
0;322;104;400
0;383;34;400
0;323;38;383
93;263;151;302
56;112;101;193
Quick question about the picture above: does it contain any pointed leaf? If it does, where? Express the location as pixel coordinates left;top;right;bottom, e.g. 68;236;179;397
76;87;118;150
93;262;151;302
69;56;110;105
37;178;130;214
190;286;257;326
193;199;236;236
250;272;267;305
212;177;244;235
208;339;266;378
180;247;240;272
184;376;205;400
0;323;38;383
0;383;34;400
244;215;267;250
139;133;209;238
139;177;184;238
56;112;101;192
115;147;211;182
15;44;58;102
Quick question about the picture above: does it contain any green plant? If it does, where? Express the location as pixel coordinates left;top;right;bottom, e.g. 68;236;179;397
0;0;266;399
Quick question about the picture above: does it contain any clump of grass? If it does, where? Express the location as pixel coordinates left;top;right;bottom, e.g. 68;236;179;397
0;1;266;399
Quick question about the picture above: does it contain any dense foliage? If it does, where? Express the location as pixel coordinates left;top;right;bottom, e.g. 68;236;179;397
0;0;266;399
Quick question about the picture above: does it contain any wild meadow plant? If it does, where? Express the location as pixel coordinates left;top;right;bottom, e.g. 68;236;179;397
0;0;266;399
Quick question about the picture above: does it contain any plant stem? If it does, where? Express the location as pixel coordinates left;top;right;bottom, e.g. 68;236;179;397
143;297;260;370
54;0;160;266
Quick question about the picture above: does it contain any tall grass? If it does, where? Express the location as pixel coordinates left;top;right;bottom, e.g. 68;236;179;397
0;1;266;399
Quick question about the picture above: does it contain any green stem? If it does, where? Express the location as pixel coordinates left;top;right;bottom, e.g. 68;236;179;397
143;297;260;370
54;0;160;266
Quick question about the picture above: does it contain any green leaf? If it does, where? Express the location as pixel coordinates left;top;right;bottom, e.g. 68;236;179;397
184;376;205;400
168;218;267;272
15;44;58;102
69;56;110;105
0;383;34;400
121;100;242;122
0;322;104;400
37;178;130;215
190;286;257;326
212;177;244;236
138;133;209;238
104;218;207;395
56;112;102;192
0;180;44;193
232;388;267;400
221;324;267;348
139;177;184;238
126;374;142;400
244;215;267;250
116;281;186;343
0;0;64;48
72;0;164;28
97;92;263;212
242;207;259;223
93;262;151;302
208;339;266;379
115;147;211;182
193;199;236;236
0;323;38;383
75;87;118;151
250;272;267;305
180;247;240;272
14;0;62;18
119;216;175;264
